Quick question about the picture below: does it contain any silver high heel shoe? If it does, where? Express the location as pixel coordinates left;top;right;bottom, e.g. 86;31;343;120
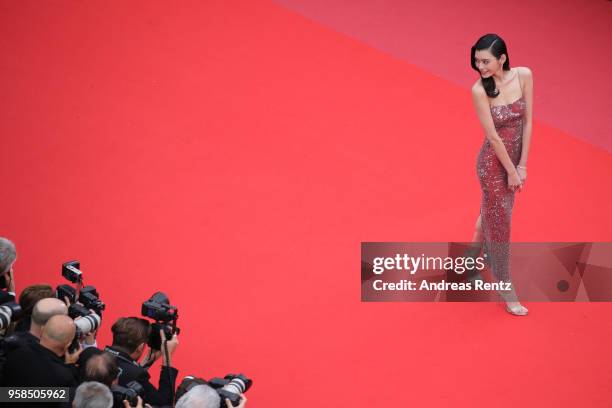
505;303;529;316
497;288;528;316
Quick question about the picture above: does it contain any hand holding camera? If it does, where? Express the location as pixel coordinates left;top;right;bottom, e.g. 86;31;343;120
65;339;83;364
122;396;152;408
160;329;179;367
6;268;15;294
225;394;247;408
140;348;162;368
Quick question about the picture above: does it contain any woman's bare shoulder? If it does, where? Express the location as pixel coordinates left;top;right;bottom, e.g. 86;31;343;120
471;79;486;97
516;66;533;78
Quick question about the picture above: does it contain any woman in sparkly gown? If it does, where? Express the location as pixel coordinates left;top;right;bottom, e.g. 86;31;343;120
468;34;533;316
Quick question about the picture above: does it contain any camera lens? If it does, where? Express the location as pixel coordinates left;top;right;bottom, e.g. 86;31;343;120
0;305;13;329
74;313;101;335
222;375;251;395
0;302;21;330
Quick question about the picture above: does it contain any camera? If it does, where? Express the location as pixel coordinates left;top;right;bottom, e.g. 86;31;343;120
56;260;82;304
209;374;252;407
177;374;252;407
68;311;101;353
54;260;105;353
56;284;77;304
176;375;208;401
68;303;92;319
111;380;144;407
75;313;101;336
56;261;105;317
141;292;180;350
0;290;22;330
62;260;83;284
79;285;105;316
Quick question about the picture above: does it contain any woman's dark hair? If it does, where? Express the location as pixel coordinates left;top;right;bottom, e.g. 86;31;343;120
470;33;510;98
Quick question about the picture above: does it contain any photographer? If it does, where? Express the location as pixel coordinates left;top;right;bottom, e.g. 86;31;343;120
0;237;16;296
29;297;69;341
82;351;119;387
73;381;113;408
14;284;55;333
0;237;17;340
79;352;155;408
2;314;81;387
0;297;69;383
105;317;178;407
176;384;247;408
73;381;151;408
2;297;68;349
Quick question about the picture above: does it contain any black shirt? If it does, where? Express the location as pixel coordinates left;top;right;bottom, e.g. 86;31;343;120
1;340;78;408
105;346;178;407
2;340;79;387
0;331;40;384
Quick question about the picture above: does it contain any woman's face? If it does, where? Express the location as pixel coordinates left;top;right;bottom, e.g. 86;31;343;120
474;49;504;77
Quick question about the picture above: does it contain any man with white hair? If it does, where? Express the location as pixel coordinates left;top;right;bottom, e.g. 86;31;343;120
176;384;220;408
0;237;16;294
73;381;149;408
176;384;247;408
73;381;113;408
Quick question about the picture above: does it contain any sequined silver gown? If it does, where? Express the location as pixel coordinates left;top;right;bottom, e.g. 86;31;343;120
476;72;525;282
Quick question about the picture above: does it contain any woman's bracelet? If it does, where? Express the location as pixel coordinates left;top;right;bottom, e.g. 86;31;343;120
517;165;527;170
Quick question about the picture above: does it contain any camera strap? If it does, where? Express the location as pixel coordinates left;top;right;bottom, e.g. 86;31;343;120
162;339;175;407
104;347;140;367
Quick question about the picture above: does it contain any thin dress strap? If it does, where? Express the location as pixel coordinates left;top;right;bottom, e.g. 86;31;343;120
516;68;523;97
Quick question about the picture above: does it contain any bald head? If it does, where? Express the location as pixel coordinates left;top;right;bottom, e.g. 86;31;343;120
84;353;119;387
32;298;68;327
42;314;75;346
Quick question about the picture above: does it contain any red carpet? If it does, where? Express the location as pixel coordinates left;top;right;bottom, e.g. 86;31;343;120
1;1;611;406
275;0;612;152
